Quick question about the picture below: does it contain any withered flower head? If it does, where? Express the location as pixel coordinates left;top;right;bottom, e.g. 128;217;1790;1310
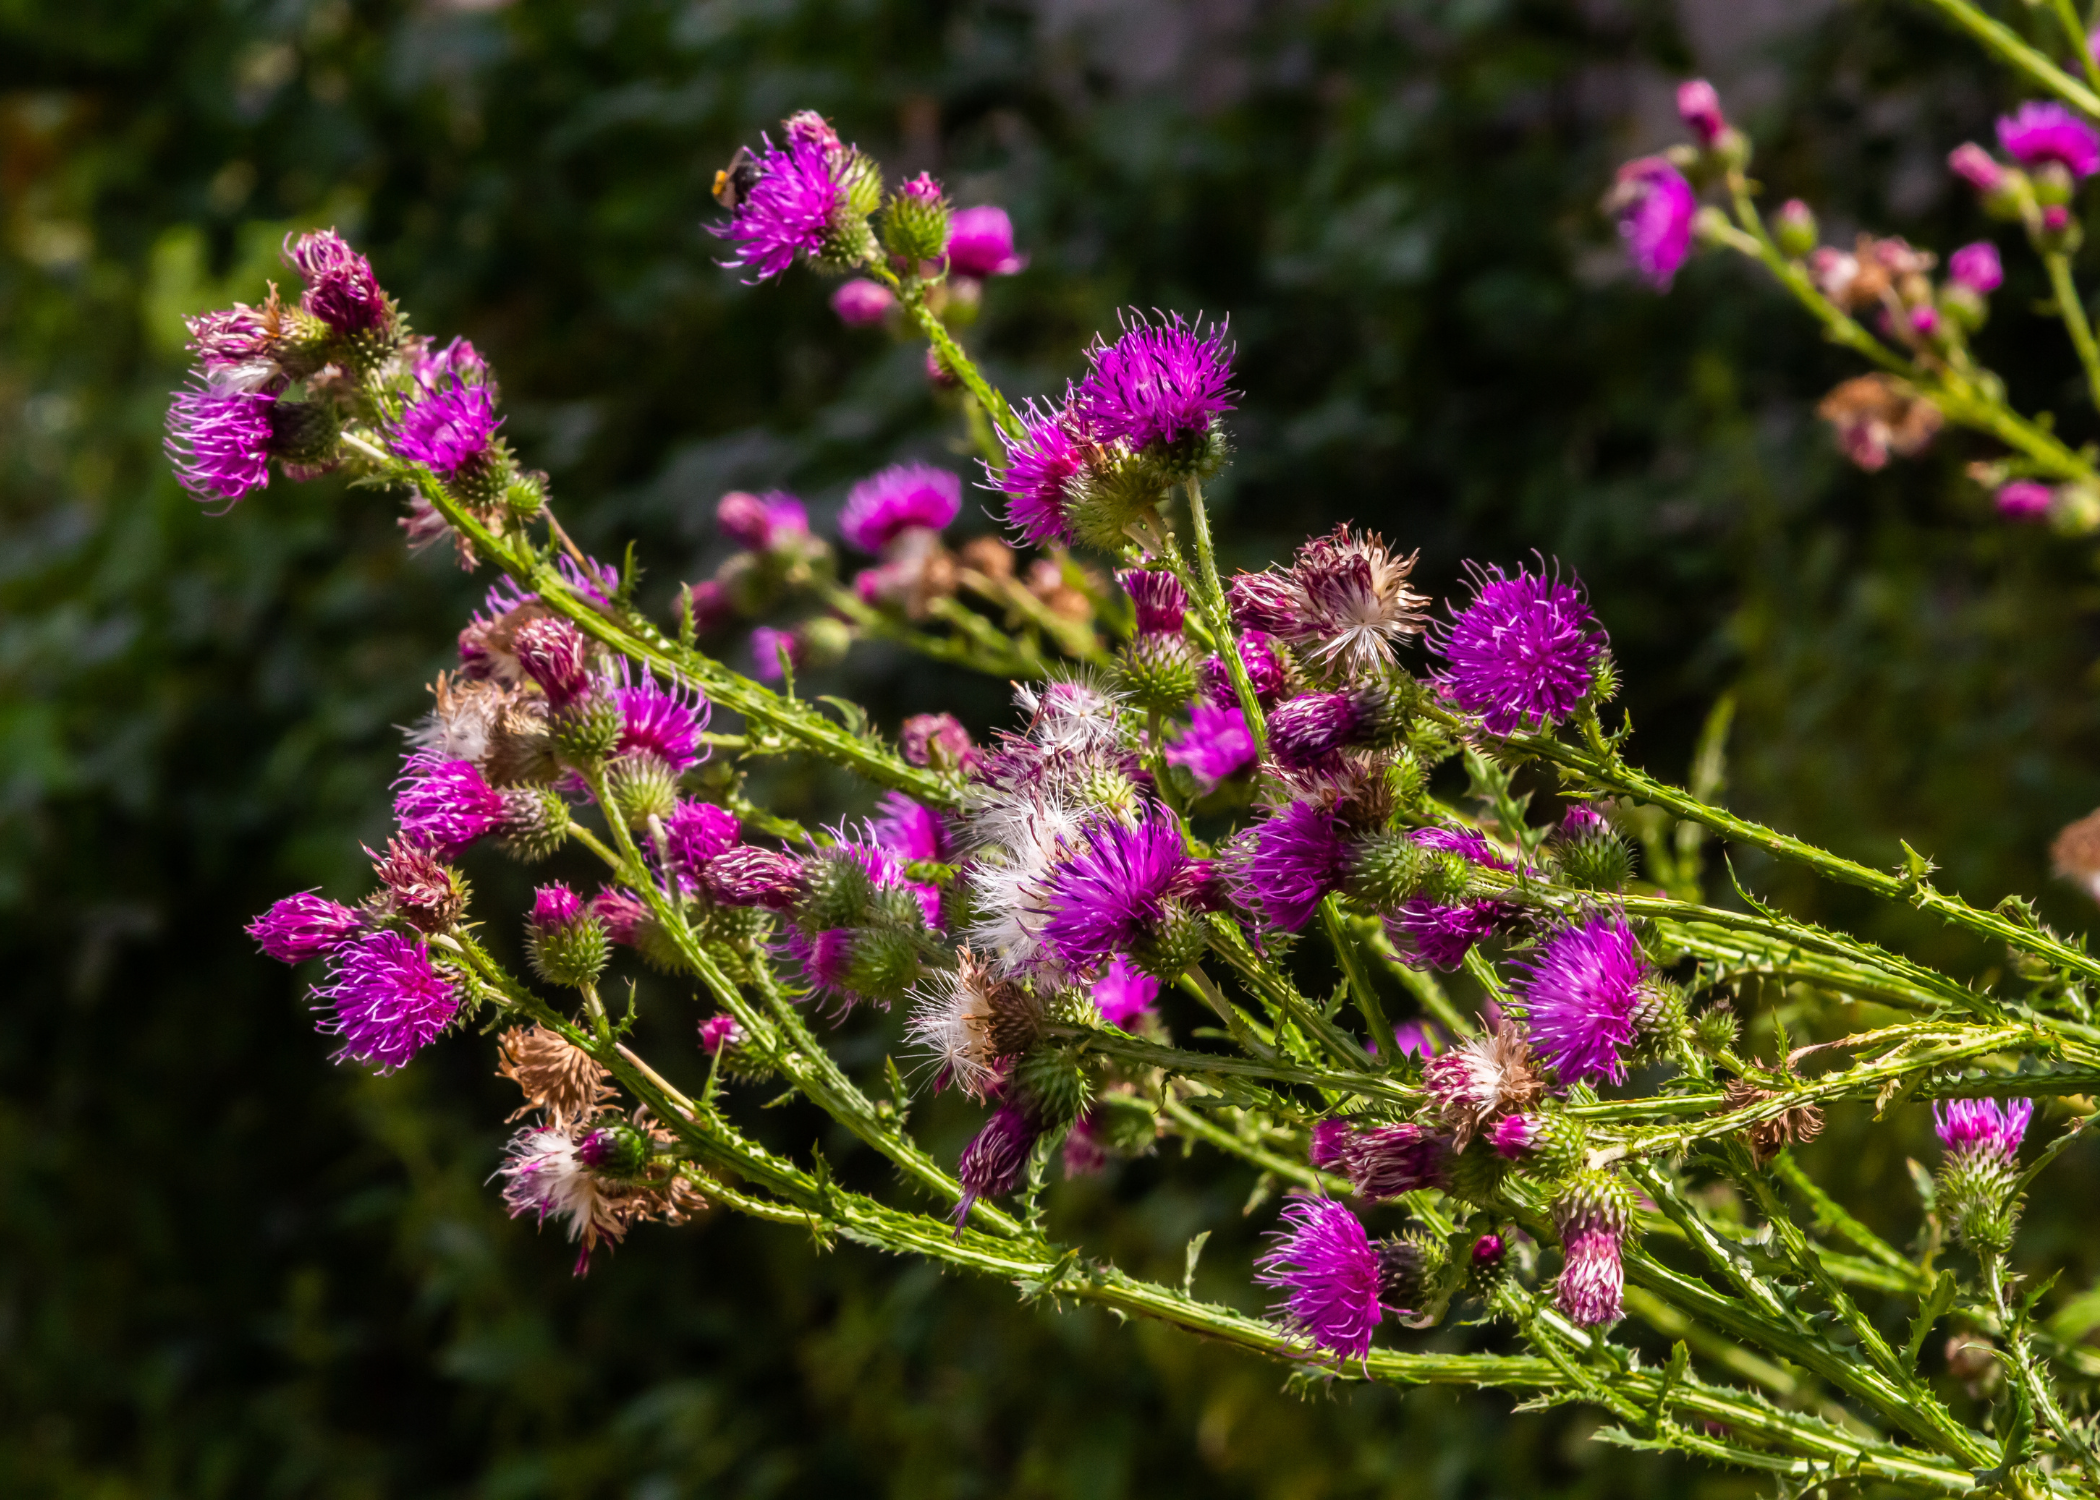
1421;1022;1547;1149
1816;374;1940;473
367;837;469;933
1721;1077;1825;1167
497;1023;617;1127
2052;808;2100;902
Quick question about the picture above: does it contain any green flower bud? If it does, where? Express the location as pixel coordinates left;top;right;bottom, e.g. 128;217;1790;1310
882;173;954;266
1344;831;1427;909
1013;1044;1092;1131
1116;632;1202;714
578;1121;651;1179
551;694;623;765
606;751;679;828
498;786;572;863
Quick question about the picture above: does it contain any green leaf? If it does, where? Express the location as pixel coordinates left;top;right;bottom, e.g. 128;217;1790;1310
1182;1230;1212;1298
1903;1269;1956;1371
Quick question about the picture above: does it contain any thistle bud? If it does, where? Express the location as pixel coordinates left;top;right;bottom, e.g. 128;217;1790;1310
1116;631;1201;714
515;616;592;707
577;1121;651;1178
1444;1134;1512;1206
551;693;623;764
1774;198;1818;259
266;399;342;469
1343;831;1428;908
1933;1098;2032;1251
529;882;610;989
504;470;548;520
1551;803;1633;891
799;851;878;930
704;847;806;910
605;751;678;828
1376;1229;1451;1318
883;171;953;266
1013;1043;1092;1131
1129;897;1207;980
1691;1003;1740;1056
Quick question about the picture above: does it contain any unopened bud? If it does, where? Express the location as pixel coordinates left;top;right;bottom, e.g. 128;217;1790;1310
578;1121;651;1178
1774;198;1818;258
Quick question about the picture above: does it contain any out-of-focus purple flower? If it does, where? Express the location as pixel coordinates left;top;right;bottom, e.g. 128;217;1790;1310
411;336;488;389
166;386;275;505
988;400;1086;547
840;462;962;553
947;205;1027;278
1041;814;1194;969
1165;703;1257;792
592;888;649;945
613;664;710;772
900;712;979;773
2046;204;2075;233
1385;899;1502;972
1387;1021;1441;1061
830;278;895;325
750;625;800;681
1997;101;2100;178
1676;79;1726;146
1950;143;2008;196
248;893;367;964
389;380;502;482
1909;305;1942;338
1071;312;1236;452
1949;241;2003;294
665;800;740;887
1609;157;1697;289
1201;630;1287;709
283;228;391;334
1431;562;1607;735
953;1102;1038;1223
703;847;806;909
686;580;737;635
700;1012;746;1055
870;791;949;863
1092;953;1161;1028
714;134;848;282
1935;1097;2033;1161
717;490;810;550
1519;915;1649;1084
393;751;509;857
1236;800;1352;932
1997;480;2054;521
184;304;276;376
1063;1110;1109;1177
1256;1195;1386;1363
318;929;459;1071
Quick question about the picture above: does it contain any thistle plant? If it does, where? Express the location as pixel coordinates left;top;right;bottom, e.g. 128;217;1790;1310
183;111;2100;1494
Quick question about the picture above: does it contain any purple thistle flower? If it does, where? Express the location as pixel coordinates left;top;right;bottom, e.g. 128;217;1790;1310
714;134;846;282
393;752;509;857
830;278;895;325
184;304;276;375
513;616;593;706
1320;1120;1451;1201
1677;79;1726;146
1997;481;2054;521
1949;242;2003;295
1492;1113;1542;1158
1387;1020;1442;1061
410;336;488;389
1385;898;1503;972
870;791;950;863
1559;1228;1624;1327
1040;813;1193;969
718;489;811;551
1121;569;1188;634
1236;800;1352;933
248;892;367;964
1071;312;1236;452
664;800;740;888
1201;630;1287;709
703;847;806;910
166;385;275;506
1609;158;1697;290
988;400;1086;547
593;888;649;945
750;625;799;681
1164;702;1256;793
613;663;709;772
1229;572;1302;635
948;205;1026;278
1267;690;1372;770
318;929;459;1071
1934;1097;2033;1162
532;882;585;928
1256;1195;1386;1363
389;380;501;481
840;462;961;553
1949;142;2008;196
700;1012;746;1055
1092;953;1161;1028
1520;915;1648;1085
794;927;859;991
283;228;391;334
899;712;979;773
1997;102;2100;179
1431;562;1607;735
953;1102;1038;1224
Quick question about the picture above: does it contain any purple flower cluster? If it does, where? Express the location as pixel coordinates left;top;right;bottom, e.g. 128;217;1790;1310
1071;312;1235;453
1519;915;1648;1084
1256;1195;1386;1363
948;206;1026;279
1997;102;2100;179
248;893;367;964
613;665;710;773
318;930;459;1071
1164;703;1256;792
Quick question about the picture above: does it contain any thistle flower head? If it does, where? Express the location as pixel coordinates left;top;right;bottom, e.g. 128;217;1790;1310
905;948;1029;1100
1933;1097;2034;1251
389;379;501;482
283;228;391;334
1553;1170;1634;1327
613;662;709;773
1091;953;1161;1028
318;929;459;1072
1040;812;1195;972
248;892;367;964
987;400;1086;547
1935;1097;2033;1161
713;132;856;281
1319;1120;1451;1201
1422;1022;1546;1147
702;846;807;910
1255;1195;1386;1363
1201;630;1287;708
947;205;1026;278
532;882;585;929
1267;689;1377;770
952;1103;1039;1224
1234;799;1353;933
1949;241;2003;295
840;462;962;554
699;1013;746;1055
369;836;468;933
1607;157;1697;289
1121;569;1188;635
1949;142;2008;195
1431;562;1606;735
1997;101;2100;178
497;1125;628;1276
1997;481;2053;522
1384;898;1504;972
1676;79;1726;146
392;751;509;857
664;799;740;888
1519;915;1648;1084
185;300;281;381
1164;702;1256;793
512;616;594;706
166;385;275;506
717;489;810;550
1071;311;1235;453
900;712;979;773
1287;525;1427;676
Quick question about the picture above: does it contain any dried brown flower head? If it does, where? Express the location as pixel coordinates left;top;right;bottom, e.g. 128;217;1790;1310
1721;1078;1825;1167
2052;808;2100;902
1816;374;1940;473
497;1024;617;1127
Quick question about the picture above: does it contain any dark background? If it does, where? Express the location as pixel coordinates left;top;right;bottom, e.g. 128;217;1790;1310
8;0;2100;1494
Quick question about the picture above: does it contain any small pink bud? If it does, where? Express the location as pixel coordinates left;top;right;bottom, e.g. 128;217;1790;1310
1996;480;2053;521
1949;241;2003;294
829;278;895;326
1677;79;1726;146
1949;142;2007;196
1910;304;1941;337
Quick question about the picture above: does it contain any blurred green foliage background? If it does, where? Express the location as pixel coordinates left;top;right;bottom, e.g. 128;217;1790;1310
10;0;2100;1494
